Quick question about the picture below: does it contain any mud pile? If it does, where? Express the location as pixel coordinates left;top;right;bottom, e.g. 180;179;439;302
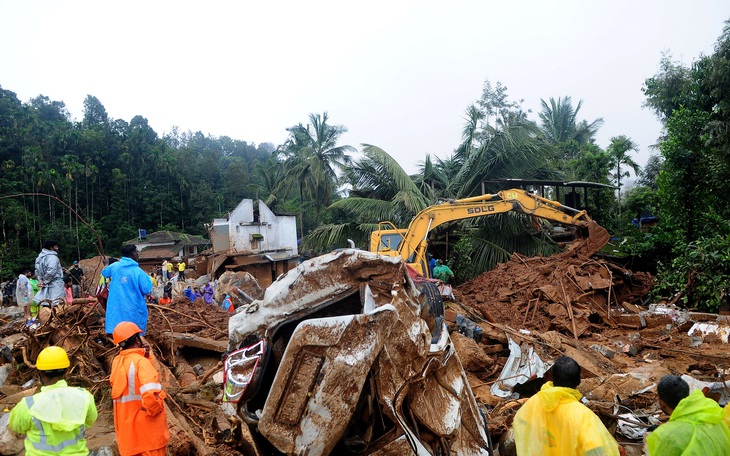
456;237;654;337
451;236;730;455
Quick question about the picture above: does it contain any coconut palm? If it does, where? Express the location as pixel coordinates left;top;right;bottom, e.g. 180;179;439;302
279;112;355;232
539;96;604;146
448;114;560;197
607;135;640;212
413;154;450;200
538;97;605;180
304;145;428;250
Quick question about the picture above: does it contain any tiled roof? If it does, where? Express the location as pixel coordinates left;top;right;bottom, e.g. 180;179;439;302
129;230;210;246
138;245;182;260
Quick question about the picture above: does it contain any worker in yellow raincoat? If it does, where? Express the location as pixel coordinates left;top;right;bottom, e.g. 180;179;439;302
8;346;98;455
647;375;730;455
513;356;622;456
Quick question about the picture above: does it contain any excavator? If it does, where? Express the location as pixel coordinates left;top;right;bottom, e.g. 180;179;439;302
369;188;610;278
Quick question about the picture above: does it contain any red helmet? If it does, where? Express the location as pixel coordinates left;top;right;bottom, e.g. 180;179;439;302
113;321;142;345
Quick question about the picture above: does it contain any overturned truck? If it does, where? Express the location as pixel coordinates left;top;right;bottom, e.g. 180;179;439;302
224;249;491;455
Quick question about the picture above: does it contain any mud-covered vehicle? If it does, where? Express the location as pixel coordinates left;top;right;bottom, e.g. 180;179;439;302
224;249;491;455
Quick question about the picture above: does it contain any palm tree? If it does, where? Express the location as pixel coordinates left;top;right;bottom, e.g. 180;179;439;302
454;104;484;164
607;135;640;213
413;154;449;200
539;97;604;145
279;113;355;231
538;97;604;176
304;145;428;250
448;114;560;197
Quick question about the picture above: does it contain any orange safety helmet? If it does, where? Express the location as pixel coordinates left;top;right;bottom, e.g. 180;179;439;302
113;321;143;345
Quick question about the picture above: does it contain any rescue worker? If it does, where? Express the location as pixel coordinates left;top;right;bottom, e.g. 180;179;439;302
34;240;65;307
102;245;152;335
513;356;622;455
176;260;186;281
647;375;730;455
110;321;169;456
432;259;454;283
221;294;234;312
8;346;98;455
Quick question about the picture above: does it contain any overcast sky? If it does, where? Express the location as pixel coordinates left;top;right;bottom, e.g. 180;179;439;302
2;1;729;175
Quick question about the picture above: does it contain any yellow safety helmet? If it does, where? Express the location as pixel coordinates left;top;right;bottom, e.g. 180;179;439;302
36;346;70;371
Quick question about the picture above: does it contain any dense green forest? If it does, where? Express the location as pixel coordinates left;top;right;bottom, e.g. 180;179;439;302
2;20;729;311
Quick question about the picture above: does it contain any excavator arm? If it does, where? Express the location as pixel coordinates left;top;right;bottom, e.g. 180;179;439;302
370;189;609;277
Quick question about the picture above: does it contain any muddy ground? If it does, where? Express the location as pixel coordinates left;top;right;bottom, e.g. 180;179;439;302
451;238;730;455
1;240;728;455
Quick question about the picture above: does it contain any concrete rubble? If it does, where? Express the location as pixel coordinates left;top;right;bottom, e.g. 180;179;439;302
0;231;728;455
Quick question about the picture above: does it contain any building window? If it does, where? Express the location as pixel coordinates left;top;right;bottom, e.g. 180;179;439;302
250;233;263;250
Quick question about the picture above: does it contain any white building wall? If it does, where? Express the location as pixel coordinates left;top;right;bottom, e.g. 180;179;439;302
210;218;229;253
217;199;297;255
229;200;255;252
258;200;298;255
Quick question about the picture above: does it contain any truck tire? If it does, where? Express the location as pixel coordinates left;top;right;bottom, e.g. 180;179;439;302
416;281;444;344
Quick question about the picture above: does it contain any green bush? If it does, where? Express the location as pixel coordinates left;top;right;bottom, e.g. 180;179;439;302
449;237;475;284
653;234;730;312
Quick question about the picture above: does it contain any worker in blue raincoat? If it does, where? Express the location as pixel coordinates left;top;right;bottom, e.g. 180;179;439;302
102;245;152;334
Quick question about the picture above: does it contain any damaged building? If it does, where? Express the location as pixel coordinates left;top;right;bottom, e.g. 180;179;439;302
203;199;299;288
132;230;210;277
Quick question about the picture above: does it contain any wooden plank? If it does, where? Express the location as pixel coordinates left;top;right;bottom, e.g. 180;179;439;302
162;332;228;352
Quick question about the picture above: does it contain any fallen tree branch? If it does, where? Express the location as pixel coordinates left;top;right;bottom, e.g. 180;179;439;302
149;304;226;336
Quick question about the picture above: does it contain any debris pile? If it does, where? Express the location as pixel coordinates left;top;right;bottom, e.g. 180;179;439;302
457;238;654;337
449;237;730;454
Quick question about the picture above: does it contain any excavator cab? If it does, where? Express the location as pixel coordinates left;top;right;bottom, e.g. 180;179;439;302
370;222;406;254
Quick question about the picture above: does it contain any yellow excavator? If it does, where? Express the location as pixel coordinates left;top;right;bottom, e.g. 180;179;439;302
369;188;610;278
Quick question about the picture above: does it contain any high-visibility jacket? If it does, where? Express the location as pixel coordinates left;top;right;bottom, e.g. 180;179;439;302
513;382;620;456
8;379;97;456
110;348;170;456
647;389;730;455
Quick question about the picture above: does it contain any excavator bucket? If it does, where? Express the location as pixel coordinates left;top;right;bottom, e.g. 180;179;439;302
583;221;611;256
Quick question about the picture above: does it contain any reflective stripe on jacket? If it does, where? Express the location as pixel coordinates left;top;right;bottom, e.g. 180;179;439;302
110;348;170;456
8;379;98;456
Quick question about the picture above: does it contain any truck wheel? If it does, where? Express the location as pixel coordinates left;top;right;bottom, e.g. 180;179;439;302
416;281;444;344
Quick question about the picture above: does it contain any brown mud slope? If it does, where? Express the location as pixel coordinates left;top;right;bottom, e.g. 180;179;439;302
455;236;653;337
